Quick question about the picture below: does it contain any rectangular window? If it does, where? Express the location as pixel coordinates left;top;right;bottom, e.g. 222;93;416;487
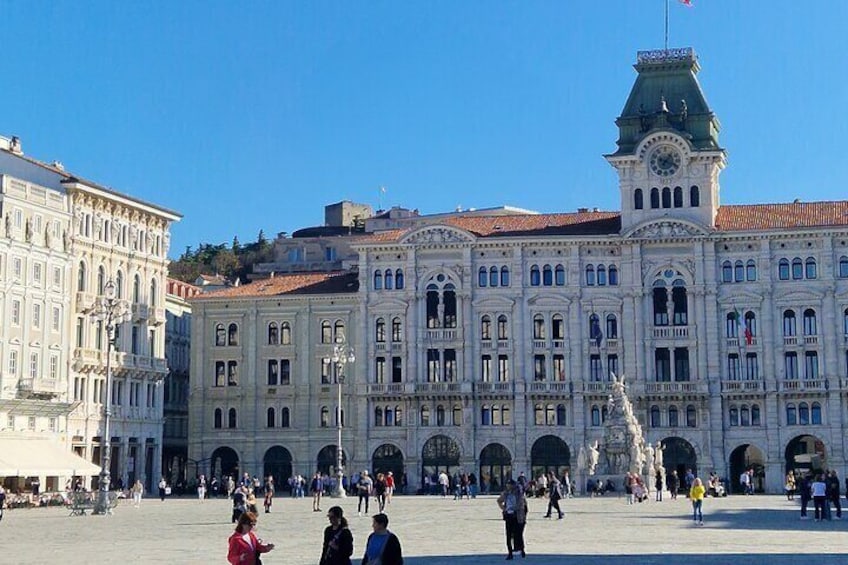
375;357;386;384
321;358;332;384
481;355;492;382
12;257;21;279
8;350;18;376
444;349;456;381
674;347;690;381
53;267;62;287
607;354;619;378
50;355;59;380
131;326;139;354
267;359;279;386
76;318;84;347
498;355;509;382
33;263;42;285
32;303;41;328
654;348;671;382
427;349;440;382
215;361;225;387
727;354;740;380
11;300;20;325
805;351;819;380
589;354;603;381
784;352;798;379
391;357;402;383
553;354;566;381
280;359;291;384
52;307;61;332
745;353;759;380
533;354;546;381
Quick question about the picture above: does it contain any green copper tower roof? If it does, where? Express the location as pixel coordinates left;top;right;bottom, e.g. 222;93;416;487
612;48;721;155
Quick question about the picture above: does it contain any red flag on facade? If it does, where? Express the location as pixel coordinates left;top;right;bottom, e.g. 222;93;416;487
680;0;693;6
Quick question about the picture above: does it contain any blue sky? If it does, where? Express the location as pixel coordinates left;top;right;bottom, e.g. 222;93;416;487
1;1;846;257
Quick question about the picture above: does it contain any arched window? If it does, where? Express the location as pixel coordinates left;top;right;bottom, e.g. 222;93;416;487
726;313;739;338
606;314;618;339
668;406;679;427
534;404;544;426
374;270;383;290
214;408;222;429
452;404;462;426
729;406;739;427
281;407;290;427
478;267;487;287
661;187;671;208
497;315;508;340
556;404;566;426
215;324;226;346
533;314;546;340
395;269;404;289
268;322;279;345
396;406;404;426
745;311;757;338
500;266;510;287
804;257;817;279
77;262;87;292
650;405;660;428
792;258;803;280
281;322;292;345
334;321;345;343
374;407;383;427
783;310;796;336
133;274;141;303
228;408;237;428
734;261;744;282
650;188;660;209
591;405;601;426
542;265;553;286
420;405;430;426
597;265;607;286
489;266;498;287
799;402;810;425
551;314;565;340
321;321;332;343
840;256;848;278
778;259;790;280
392;317;402;342
686;404;697;427
803;309;817;336
267;407;275;428
721;261;733;283
673;186;683;207
786;403;797;425
555;265;565;286
740;405;750;426
530;265;540;286
585;265;595;286
811;402;822;425
480;316;492;341
601;405;608;422
746;260;757;281
228;323;238;346
653;284;669;326
481;404;491;426
384;269;393;290
385;405;394;426
375;318;386;342
608;266;619;286
97;266;106;294
634;188;644;210
751;405;761;426
690;186;700;207
115;271;124;299
492;404;502;426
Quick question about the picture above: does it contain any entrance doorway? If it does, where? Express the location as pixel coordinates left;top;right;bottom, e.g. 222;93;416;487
661;437;697;493
479;443;512;494
372;444;405;479
785;434;826;475
728;444;765;494
263;446;293;492
316;445;347;477
530;435;571;480
421;435;461;493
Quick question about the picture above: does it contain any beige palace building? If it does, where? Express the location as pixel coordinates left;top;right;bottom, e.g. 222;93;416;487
188;48;848;493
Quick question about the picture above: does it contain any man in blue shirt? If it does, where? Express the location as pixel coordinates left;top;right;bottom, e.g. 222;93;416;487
362;513;403;565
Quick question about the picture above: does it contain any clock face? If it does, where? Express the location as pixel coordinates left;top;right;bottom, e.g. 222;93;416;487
649;145;682;178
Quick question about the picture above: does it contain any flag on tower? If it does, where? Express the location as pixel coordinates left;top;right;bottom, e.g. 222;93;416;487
733;307;752;346
679;0;693;6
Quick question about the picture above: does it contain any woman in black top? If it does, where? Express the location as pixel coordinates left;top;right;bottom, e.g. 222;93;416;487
374;473;388;512
321;506;354;565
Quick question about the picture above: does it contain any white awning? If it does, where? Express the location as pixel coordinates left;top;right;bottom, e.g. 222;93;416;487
0;438;101;476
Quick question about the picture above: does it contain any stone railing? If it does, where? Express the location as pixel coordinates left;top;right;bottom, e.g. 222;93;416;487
720;380;762;393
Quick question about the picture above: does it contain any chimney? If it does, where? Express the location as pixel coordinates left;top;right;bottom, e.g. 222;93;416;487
577;207;589;213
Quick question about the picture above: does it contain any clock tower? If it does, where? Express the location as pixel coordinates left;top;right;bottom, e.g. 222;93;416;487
605;48;726;234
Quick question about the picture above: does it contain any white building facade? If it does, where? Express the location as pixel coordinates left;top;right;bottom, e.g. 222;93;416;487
188;49;848;493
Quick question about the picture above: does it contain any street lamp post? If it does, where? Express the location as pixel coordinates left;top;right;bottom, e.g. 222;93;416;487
331;343;355;498
91;279;131;515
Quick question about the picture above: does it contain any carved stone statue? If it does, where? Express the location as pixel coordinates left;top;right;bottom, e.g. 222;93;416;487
62;229;70;252
25;218;32;242
655;441;664;470
587;440;600;475
4;213;10;238
644;442;655;474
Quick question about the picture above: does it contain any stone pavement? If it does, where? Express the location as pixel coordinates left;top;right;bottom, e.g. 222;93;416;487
2;493;847;564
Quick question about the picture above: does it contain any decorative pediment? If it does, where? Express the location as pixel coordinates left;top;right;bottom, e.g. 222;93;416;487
473;296;517;309
626;220;707;240
773;289;823;305
400;225;475;246
527;294;572;308
368;297;409;311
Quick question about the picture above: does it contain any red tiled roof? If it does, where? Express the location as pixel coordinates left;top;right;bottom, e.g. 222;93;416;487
715;202;848;231
190;271;359;300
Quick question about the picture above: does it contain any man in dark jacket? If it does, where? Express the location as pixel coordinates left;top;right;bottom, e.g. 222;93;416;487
362;513;403;565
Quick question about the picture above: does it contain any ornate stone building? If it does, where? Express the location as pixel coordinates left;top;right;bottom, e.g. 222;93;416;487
188;48;848;493
0;135;180;492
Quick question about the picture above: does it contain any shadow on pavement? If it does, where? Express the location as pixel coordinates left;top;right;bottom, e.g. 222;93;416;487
398;554;848;565
637;506;847;532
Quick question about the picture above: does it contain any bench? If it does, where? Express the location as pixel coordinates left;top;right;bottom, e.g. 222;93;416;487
68;492;118;516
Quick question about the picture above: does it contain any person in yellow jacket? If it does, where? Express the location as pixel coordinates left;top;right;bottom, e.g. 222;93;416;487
690;477;706;525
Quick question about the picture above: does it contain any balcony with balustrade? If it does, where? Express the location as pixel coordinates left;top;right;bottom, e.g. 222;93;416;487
778;379;827;393
17;377;61;399
526;381;570;395
652;326;690;340
720;380;764;394
642;380;709;398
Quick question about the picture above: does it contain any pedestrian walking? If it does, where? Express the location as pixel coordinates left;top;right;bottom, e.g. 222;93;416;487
799;473;812;519
385;471;395;504
374;473;388;512
357;471;373;516
312;472;325;512
784;473;796;501
668;470;679;500
197;474;207;501
497;479;529;560
158;477;168;502
320;506;354;565
543;472;564;519
812;473;828;521
827;470;842;519
361;513;403;565
689;477;705;525
227;511;275;565
131;480;144;507
655;470;664;502
264;477;275;514
232;486;247;523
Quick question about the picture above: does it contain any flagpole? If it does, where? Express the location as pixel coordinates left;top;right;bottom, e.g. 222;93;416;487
664;0;669;53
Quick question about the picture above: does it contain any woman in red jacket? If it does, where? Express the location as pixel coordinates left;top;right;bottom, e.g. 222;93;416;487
228;511;275;564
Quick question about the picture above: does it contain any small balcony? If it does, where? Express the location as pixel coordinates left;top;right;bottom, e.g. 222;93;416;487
552;339;565;350
583;382;613;394
414;382;464;394
475;381;513;394
533;339;547;349
779;379;826;392
426;329;457;342
17;377;61;399
497;339;510;350
150;307;167;326
367;383;405;395
644;381;704;394
76;292;95;312
721;380;763;393
803;335;819;346
528;381;570;393
652;326;690;339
